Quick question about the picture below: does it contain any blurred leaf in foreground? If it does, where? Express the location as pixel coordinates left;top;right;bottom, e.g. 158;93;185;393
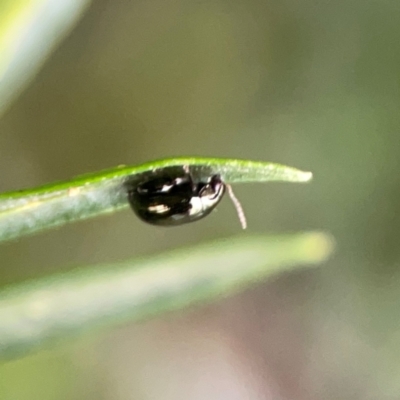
0;0;91;116
0;232;333;360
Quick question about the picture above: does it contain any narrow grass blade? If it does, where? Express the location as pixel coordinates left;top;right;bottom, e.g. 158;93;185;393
0;232;333;360
0;0;91;116
0;157;312;242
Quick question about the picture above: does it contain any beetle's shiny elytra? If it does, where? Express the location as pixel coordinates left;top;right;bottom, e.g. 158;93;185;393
126;167;225;226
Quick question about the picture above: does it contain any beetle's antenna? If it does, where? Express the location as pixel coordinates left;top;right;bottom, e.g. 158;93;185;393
226;184;247;229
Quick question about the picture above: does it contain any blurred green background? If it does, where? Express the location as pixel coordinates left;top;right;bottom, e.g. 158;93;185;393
1;0;400;399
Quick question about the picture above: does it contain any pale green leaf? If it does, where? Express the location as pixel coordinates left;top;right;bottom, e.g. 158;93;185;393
0;232;332;360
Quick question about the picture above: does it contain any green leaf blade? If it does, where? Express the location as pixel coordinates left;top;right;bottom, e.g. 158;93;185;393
0;0;91;116
0;157;312;243
0;232;332;360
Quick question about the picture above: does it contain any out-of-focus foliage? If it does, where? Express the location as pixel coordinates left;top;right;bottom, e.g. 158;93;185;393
0;0;90;116
0;232;332;359
0;0;400;399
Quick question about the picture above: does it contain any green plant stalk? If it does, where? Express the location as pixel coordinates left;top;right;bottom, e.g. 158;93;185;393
0;232;332;360
0;157;312;242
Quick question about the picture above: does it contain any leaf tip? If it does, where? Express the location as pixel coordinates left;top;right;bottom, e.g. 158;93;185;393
299;170;313;182
303;231;335;263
